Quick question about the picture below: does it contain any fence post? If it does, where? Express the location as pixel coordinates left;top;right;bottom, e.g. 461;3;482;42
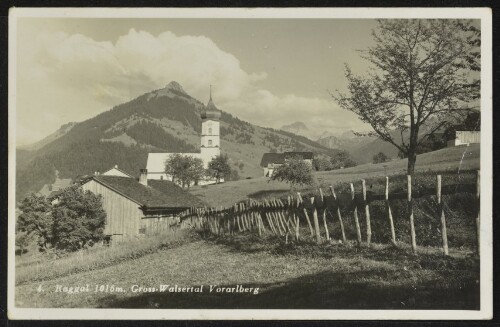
297;192;314;236
311;197;321;244
362;179;372;246
385;177;397;246
437;175;449;256
330;186;347;243
476;170;480;256
319;188;330;241
295;214;300;241
408;175;417;254
350;183;362;245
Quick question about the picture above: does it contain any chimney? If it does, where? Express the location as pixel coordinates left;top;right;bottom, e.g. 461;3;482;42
114;164;118;169
139;169;148;186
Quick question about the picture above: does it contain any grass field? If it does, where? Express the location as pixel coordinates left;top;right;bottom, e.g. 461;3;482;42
14;144;481;309
190;144;480;207
15;234;479;309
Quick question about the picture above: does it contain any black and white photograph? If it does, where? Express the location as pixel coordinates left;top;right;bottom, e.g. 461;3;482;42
7;7;492;320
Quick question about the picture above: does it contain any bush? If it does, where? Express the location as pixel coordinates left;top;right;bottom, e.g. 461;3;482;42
17;193;53;251
314;154;334;171
51;186;107;252
207;154;232;184
373;152;389;164
271;156;315;190
17;186;107;253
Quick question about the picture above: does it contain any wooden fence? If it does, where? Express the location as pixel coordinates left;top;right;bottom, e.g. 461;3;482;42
179;172;480;256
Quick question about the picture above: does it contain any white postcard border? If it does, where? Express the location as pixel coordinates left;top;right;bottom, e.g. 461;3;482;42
7;7;493;320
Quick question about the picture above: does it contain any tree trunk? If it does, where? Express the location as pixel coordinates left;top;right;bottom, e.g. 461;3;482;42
407;152;416;176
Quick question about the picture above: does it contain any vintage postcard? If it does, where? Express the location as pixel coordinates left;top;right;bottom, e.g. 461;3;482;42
8;7;492;320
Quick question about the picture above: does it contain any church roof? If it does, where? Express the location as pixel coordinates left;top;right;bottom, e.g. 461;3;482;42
146;153;201;173
86;175;205;209
201;87;221;120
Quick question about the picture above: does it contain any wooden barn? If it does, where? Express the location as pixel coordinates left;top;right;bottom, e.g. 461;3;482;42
80;169;205;243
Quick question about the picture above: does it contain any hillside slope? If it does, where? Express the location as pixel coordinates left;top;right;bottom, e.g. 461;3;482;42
190;143;480;207
16;82;343;200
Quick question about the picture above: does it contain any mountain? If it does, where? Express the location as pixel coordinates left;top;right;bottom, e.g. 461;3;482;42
280;122;309;136
317;130;399;164
316;135;342;149
16;81;345;201
18;122;78;151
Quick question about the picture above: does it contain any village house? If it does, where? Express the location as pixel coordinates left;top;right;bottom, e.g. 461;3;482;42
146;87;222;185
260;151;314;177
80;168;205;243
447;130;481;147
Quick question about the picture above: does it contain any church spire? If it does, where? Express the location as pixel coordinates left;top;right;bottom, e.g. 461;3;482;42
201;85;221;120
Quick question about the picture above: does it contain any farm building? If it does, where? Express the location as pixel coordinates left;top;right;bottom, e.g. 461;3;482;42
37;170;72;198
447;131;480;147
260;151;314;177
101;165;135;178
80;169;205;243
146;87;222;185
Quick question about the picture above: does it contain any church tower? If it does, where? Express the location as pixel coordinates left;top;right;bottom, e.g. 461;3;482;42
200;86;221;168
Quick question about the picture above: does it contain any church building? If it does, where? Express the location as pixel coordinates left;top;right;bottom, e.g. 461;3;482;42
145;88;222;185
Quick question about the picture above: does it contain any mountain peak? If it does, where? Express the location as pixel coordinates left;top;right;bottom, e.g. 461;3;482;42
164;81;187;94
282;121;308;130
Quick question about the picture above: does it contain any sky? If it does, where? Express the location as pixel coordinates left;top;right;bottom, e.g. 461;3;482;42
15;18;380;145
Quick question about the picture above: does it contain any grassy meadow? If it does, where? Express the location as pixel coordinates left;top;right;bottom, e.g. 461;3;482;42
14;144;481;309
190;144;479;207
15;236;479;309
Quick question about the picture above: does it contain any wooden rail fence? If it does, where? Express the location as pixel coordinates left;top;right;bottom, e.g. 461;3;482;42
179;172;480;255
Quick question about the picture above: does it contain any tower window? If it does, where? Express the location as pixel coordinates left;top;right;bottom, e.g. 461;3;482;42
208;127;212;135
208;140;213;146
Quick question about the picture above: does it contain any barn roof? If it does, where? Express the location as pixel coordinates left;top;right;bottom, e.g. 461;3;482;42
260;153;285;167
260;151;314;167
146;152;201;173
88;175;205;209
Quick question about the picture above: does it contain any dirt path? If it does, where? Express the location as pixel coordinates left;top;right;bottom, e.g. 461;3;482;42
15;239;479;309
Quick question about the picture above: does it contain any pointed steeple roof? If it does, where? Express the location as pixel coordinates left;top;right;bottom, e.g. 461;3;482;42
201;85;221;120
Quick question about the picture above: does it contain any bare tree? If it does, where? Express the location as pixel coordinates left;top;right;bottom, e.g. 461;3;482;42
334;19;480;175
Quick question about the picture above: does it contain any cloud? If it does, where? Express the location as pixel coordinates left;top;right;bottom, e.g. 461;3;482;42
16;28;364;145
226;89;365;140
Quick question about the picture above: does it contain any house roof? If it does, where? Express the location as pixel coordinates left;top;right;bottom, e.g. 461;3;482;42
146;152;201;173
38;178;73;197
102;166;135;178
284;151;314;160
260;153;285;167
260;151;314;167
87;175;205;209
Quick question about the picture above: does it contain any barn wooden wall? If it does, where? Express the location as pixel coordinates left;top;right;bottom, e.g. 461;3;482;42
140;216;180;235
82;180;143;241
457;131;480;144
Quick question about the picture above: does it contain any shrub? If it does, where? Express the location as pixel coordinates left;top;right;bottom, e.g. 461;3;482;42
51;186;107;252
271;156;315;190
373;152;389;164
17;193;53;251
17;186;107;253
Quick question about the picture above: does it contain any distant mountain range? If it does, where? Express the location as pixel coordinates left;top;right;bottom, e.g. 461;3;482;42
280;121;399;164
280;122;309;136
16;82;346;201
